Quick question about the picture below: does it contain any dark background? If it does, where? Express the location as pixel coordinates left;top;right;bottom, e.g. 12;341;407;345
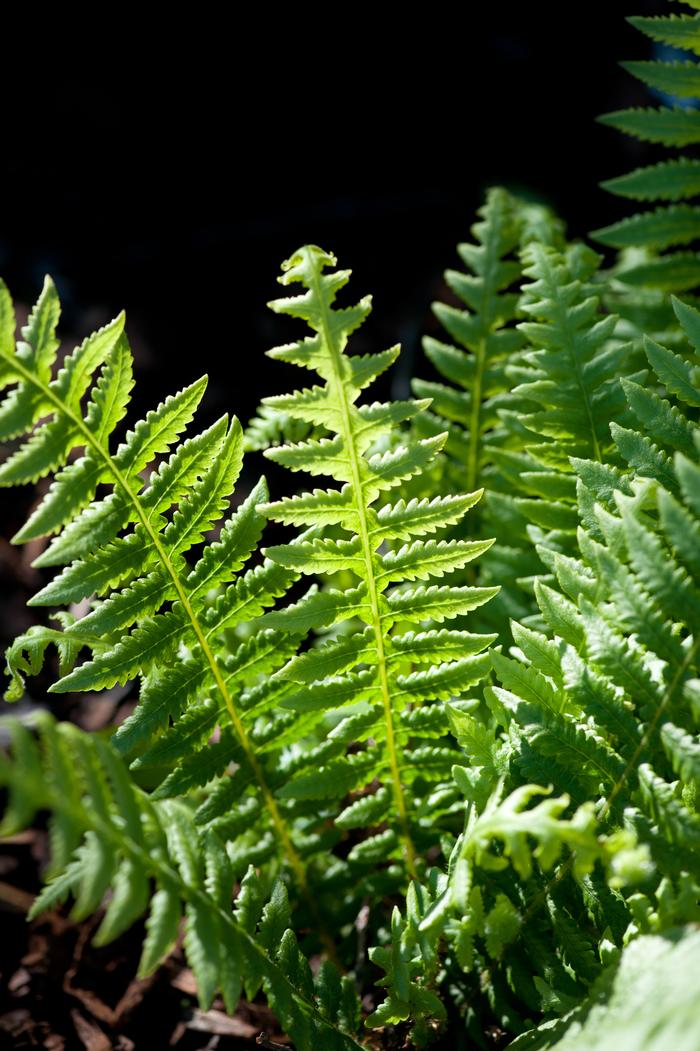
1;1;669;427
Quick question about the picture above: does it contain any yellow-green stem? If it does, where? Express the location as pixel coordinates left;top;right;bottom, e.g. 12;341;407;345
310;269;417;880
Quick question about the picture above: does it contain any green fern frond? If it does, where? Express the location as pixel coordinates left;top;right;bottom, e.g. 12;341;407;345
410;189;568;637
515;242;627;464
0;275;334;909
257;245;498;878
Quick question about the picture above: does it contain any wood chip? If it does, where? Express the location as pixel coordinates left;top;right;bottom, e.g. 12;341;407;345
185;1007;258;1038
70;1009;112;1051
0;879;36;913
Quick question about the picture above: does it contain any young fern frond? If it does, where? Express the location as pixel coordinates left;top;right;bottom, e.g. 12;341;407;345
594;2;700;293
0;714;363;1051
0;276;320;899
257;246;499;877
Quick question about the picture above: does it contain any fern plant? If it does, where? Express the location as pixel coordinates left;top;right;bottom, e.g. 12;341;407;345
4;15;700;1036
0;251;503;1045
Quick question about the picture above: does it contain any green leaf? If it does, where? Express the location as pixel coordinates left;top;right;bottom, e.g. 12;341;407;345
621;59;700;98
598;107;700;146
628;14;700;56
138;886;182;977
601;158;700;202
593;205;700;251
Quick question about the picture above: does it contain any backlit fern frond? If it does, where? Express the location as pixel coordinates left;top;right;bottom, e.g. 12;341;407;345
412;188;559;497
0;714;363;1051
257;245;499;878
0;276;323;900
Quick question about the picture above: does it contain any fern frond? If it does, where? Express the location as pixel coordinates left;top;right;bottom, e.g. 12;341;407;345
259;245;498;878
410;188;568;637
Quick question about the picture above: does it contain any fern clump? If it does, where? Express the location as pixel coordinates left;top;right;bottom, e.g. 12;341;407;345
4;15;700;1036
0;274;349;938
366;280;700;1044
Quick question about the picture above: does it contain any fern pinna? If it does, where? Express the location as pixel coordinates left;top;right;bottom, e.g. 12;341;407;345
594;0;700;293
255;245;498;878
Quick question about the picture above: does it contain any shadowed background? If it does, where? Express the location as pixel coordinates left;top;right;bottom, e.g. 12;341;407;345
1;2;667;431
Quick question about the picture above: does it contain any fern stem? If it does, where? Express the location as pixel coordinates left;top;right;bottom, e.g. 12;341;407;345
309;269;417;879
1;353;318;906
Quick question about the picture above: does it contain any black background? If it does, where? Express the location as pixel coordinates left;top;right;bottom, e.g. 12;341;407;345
1;1;668;427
